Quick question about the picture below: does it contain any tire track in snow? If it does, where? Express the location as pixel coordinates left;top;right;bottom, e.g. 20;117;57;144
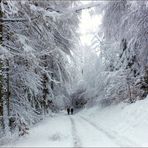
80;115;140;147
70;116;82;147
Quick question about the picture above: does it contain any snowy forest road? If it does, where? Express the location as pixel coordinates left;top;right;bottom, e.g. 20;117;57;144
3;111;140;147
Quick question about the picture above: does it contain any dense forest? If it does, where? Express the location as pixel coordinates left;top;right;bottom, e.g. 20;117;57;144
0;0;147;144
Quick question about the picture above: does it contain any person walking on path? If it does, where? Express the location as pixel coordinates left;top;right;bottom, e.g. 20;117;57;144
67;108;70;115
71;107;74;115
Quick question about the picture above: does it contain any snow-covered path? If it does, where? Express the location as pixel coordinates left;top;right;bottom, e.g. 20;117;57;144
1;113;137;147
73;116;117;147
4;112;118;147
3;98;148;147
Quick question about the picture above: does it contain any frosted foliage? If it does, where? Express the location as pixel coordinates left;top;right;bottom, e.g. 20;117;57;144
72;0;148;107
0;0;79;137
88;0;148;104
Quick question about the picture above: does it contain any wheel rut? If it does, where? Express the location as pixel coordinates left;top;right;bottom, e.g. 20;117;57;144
70;116;82;147
80;115;140;147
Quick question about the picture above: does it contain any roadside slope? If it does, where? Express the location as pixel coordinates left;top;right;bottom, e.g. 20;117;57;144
79;96;148;147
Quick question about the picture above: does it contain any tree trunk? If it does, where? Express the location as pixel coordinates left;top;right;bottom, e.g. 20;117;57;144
51;59;54;90
127;79;133;103
42;55;49;115
0;60;3;125
6;59;10;117
0;1;2;45
2;59;10;135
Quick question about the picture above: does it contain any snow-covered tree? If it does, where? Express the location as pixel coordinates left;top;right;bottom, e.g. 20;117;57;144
0;0;80;137
92;0;148;104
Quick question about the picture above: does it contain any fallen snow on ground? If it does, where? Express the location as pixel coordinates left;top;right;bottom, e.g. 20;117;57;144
80;96;148;147
3;96;148;147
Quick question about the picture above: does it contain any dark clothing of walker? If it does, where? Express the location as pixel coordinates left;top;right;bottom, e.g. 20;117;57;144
71;108;74;115
67;108;70;115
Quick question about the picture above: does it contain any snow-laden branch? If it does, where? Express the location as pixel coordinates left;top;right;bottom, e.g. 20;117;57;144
0;2;101;23
2;43;20;53
46;2;101;14
66;2;101;14
0;18;27;22
0;15;40;22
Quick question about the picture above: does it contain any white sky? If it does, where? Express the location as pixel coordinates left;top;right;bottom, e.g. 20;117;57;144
78;2;102;46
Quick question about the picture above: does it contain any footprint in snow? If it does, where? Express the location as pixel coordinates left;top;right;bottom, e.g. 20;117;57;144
48;133;67;141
